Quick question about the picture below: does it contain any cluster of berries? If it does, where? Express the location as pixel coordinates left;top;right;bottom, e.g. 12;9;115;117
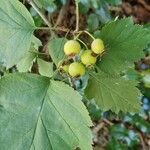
60;38;105;78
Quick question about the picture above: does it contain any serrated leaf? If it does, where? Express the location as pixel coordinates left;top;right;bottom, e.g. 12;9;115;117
85;71;141;113
0;0;35;69
97;18;150;75
48;38;67;67
0;73;92;150
37;58;53;77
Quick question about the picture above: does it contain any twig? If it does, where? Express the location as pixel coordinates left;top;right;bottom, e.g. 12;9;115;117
26;0;55;38
76;38;88;49
103;118;114;126
36;26;74;33
26;0;51;28
54;5;67;27
138;132;146;150
138;0;150;12
75;0;79;32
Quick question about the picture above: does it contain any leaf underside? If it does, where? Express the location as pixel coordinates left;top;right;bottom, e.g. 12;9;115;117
0;0;35;68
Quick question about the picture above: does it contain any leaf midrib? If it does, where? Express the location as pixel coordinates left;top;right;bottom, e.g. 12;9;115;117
29;81;50;150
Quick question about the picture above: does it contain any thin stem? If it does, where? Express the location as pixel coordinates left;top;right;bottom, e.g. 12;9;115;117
36;27;50;30
75;0;79;32
54;5;67;28
74;30;95;41
76;38;88;50
36;26;74;33
84;30;95;40
29;50;48;56
23;0;26;4
74;31;83;40
26;0;52;28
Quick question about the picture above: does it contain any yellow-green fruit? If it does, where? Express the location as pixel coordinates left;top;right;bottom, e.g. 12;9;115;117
81;50;97;66
64;40;81;56
60;65;69;73
69;62;85;77
91;39;104;54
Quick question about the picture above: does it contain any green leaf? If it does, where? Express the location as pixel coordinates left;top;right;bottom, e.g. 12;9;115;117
34;0;57;13
48;38;67;67
37;58;54;77
0;73;92;150
17;36;41;73
85;71;141;113
87;13;99;32
97;18;150;75
106;0;122;5
17;51;37;72
106;138;128;150
95;0;112;24
109;124;140;147
125;114;150;134
0;0;35;69
31;35;42;50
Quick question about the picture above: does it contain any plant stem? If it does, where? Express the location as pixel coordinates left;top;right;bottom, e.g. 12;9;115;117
23;0;26;4
29;50;48;56
26;0;52;29
84;30;95;40
36;26;74;33
74;30;95;40
76;38;88;50
75;0;79;32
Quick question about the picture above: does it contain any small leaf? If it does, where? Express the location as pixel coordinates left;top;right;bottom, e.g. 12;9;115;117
0;0;35;68
31;35;42;50
87;13;99;32
48;38;67;67
85;71;141;113
17;36;41;73
0;73;93;150
17;51;37;72
37;58;53;77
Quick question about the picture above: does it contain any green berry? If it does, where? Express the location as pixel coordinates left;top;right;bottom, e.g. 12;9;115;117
69;62;85;78
64;40;81;56
91;39;104;54
81;50;97;66
60;64;69;73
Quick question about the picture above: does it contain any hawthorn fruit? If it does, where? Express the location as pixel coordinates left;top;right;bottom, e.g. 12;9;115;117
81;50;97;66
69;62;85;78
64;40;81;56
91;39;104;54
